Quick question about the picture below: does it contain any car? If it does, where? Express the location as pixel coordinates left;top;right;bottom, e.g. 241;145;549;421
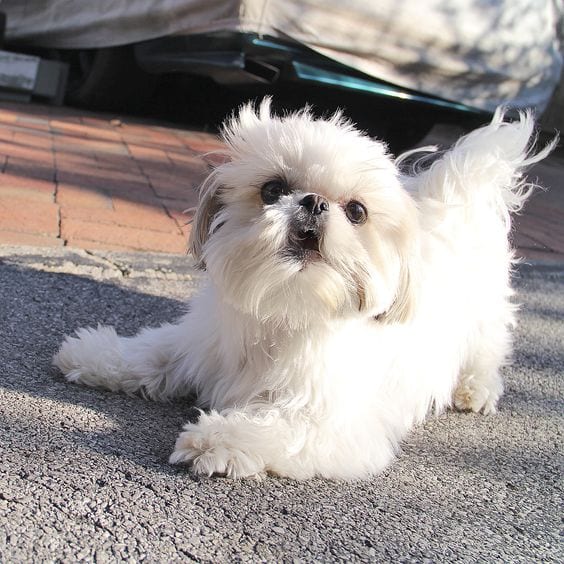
3;1;562;148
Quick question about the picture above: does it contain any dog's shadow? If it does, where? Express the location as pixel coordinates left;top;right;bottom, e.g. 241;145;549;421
1;259;562;485
0;259;202;475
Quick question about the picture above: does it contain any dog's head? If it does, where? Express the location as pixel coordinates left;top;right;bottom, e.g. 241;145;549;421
190;99;420;329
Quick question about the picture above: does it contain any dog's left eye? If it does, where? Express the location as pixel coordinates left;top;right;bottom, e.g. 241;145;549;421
345;201;368;224
261;180;286;204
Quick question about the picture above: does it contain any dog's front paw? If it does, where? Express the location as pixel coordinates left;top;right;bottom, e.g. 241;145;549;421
169;422;266;479
454;372;502;415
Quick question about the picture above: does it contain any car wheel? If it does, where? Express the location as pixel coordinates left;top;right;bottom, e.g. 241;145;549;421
64;45;156;111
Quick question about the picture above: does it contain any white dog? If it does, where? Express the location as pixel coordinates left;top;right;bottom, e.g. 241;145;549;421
54;99;555;480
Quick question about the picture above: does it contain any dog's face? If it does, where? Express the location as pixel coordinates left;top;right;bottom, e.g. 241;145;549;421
191;100;419;329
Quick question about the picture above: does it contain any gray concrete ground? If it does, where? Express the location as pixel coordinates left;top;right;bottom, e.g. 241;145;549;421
0;245;562;563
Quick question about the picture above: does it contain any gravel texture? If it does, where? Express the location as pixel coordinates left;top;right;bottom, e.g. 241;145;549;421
0;246;562;563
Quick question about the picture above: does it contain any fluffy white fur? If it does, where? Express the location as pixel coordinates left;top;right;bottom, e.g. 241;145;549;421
54;100;556;480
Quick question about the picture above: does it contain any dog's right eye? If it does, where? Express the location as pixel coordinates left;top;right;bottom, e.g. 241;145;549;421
261;180;286;204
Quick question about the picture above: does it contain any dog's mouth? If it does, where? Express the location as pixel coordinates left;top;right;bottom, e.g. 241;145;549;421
299;229;321;253
286;229;323;265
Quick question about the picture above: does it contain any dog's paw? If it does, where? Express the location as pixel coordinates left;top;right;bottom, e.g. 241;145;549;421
454;373;502;415
169;424;266;479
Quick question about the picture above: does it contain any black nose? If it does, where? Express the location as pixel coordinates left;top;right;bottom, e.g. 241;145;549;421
299;194;329;215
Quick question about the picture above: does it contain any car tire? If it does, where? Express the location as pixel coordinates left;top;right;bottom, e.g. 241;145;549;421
65;45;156;111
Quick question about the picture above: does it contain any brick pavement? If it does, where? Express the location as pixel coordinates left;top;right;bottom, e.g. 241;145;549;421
0;102;224;253
0;101;562;261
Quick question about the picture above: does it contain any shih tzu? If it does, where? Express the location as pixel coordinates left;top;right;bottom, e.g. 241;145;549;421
54;99;556;479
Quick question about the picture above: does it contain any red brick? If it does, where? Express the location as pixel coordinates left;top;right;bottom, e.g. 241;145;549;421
160;193;199;213
61;218;187;253
65;239;150;253
0;197;59;235
55;157;101;175
53;140;96;161
104;179;156;199
166;207;194;238
50;119;122;142
183;137;226;154
57;184;113;209
0;110;19;123
157;184;203;203
513;230;541;249
0;173;55;202
515;248;564;262
81;116;123;129
131;121;163;134
0;140;54;164
54;137;129;156
147;166;206;197
56;168;151;196
514;214;564;255
5;156;55;182
168;153;208;174
62;198;180;234
519;202;564;228
167;150;207;166
202;152;230;167
55;169;108;190
0;230;63;246
127;143;170;162
13;130;53;148
98;163;145;178
0;129;14;142
123;132;185;150
138;162;178;181
2;100;561;262
15;115;51;132
95;153;142;172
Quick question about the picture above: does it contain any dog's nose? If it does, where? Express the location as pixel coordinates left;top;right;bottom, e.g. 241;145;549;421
299;194;329;215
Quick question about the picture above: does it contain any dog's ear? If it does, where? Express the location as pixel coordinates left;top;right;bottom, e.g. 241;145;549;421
189;172;224;269
379;256;418;324
378;194;420;325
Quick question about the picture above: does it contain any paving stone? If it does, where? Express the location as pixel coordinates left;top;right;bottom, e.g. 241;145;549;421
0;230;63;246
57;186;113;211
0;197;59;236
0;173;55;202
49;120;122;142
5;157;55;182
0;141;54;164
60;218;187;254
0;100;561;259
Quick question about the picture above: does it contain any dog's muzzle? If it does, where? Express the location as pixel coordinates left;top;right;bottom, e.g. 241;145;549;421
287;193;329;263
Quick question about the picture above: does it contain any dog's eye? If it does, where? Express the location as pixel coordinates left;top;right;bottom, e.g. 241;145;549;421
261;180;286;205
345;201;368;224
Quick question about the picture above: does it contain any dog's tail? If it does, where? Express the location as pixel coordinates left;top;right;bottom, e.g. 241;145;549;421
412;109;558;232
54;321;193;401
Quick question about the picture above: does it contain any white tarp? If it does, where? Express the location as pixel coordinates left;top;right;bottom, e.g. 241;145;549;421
3;0;562;113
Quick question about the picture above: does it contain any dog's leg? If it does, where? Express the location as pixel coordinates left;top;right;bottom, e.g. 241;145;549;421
453;321;511;414
414;111;556;415
169;409;285;479
454;367;504;415
169;407;397;479
54;317;193;401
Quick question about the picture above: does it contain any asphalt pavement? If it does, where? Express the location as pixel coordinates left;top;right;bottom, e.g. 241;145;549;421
1;245;562;562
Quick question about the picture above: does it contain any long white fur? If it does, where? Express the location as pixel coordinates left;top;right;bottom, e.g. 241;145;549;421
54;100;556;480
